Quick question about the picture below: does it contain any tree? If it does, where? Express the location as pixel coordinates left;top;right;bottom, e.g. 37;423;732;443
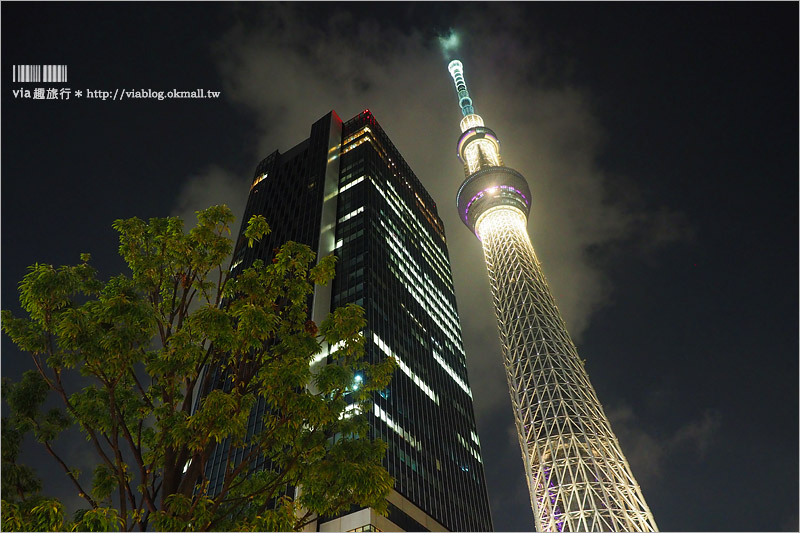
1;205;395;531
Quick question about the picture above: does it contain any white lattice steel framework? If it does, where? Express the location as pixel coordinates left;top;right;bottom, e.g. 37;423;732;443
448;60;658;532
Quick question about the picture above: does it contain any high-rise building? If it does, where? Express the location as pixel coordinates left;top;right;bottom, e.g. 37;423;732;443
446;60;658;532
206;110;493;532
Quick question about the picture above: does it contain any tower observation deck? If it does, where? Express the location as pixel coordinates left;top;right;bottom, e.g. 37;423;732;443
447;60;658;532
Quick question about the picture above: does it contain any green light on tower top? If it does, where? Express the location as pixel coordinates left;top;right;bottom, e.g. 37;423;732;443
448;59;474;116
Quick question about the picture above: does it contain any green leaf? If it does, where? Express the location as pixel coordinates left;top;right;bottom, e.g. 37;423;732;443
71;507;123;532
30;499;65;532
244;214;270;248
91;464;117;502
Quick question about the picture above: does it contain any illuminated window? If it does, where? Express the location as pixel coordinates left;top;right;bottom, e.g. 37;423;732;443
457;432;483;464
433;351;473;398
339;176;364;194
471;430;481;446
374;404;421;450
373;333;439;405
251;172;268;189
340;403;362;420
338;206;365;223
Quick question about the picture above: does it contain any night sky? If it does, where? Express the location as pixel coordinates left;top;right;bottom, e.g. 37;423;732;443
2;3;797;531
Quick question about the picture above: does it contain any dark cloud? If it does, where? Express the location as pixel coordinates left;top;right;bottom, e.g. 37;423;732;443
606;401;722;487
172;164;249;226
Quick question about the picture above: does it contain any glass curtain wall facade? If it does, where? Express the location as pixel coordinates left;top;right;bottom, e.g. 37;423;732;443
202;112;339;503
204;110;492;532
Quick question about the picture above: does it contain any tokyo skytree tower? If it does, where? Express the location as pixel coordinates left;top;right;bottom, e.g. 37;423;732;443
447;60;658;532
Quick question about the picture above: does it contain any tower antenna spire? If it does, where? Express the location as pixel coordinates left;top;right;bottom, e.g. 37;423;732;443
448;60;475;116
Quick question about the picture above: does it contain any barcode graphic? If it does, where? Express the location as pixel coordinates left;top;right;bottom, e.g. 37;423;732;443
12;65;68;83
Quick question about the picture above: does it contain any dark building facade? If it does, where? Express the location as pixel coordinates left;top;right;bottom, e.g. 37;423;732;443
207;110;492;532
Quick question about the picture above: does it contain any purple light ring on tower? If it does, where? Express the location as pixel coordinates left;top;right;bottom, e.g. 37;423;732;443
465;184;530;215
456;166;532;234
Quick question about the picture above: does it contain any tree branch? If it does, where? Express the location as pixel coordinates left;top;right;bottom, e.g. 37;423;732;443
129;368;155;410
41;439;98;509
49;365;117;473
113;392;157;514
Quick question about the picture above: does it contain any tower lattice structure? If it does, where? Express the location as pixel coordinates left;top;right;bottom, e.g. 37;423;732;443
447;60;658;532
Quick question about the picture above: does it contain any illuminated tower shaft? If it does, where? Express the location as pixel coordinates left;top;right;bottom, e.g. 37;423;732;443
448;60;658;532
